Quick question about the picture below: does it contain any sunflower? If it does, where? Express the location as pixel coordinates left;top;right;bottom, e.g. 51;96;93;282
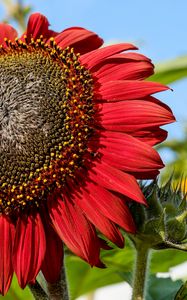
0;13;175;294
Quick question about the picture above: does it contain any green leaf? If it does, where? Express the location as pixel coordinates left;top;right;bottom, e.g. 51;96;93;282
147;275;183;300
149;55;187;84
175;280;187;299
151;249;187;273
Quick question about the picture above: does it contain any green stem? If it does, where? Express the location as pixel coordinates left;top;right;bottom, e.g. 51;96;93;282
132;245;150;300
28;281;49;300
47;266;69;300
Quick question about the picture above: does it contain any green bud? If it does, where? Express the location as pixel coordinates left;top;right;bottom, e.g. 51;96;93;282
166;213;187;242
129;178;187;251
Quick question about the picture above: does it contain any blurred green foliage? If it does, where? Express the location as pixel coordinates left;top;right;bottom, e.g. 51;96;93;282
147;276;183;300
150;55;187;85
66;239;187;299
0;0;31;31
175;280;187;300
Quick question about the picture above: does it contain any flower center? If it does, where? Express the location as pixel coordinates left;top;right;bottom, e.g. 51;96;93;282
0;37;94;216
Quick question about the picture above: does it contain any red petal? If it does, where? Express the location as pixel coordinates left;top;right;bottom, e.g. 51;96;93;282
147;95;174;113
88;160;146;204
91;131;164;174
13;213;46;288
80;43;137;69
0;23;17;46
98;100;175;132
24;13;57;41
72;187;124;247
133;128;168;146
95;60;154;83
130;170;160;179
110;52;152;62
95;80;169;102
41;214;64;283
48;196;103;267
77;182;136;233
54;27;103;54
91;52;153;74
0;216;15;295
99;239;113;250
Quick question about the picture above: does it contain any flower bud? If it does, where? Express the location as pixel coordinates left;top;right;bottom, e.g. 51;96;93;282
129;178;187;251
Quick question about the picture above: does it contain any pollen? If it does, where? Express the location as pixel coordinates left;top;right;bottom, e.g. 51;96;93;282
0;36;95;216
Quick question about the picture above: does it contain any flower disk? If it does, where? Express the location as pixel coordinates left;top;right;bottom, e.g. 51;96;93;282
0;38;95;215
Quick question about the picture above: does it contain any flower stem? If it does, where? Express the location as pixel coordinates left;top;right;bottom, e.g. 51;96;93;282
28;281;49;300
47;266;69;300
132;244;150;300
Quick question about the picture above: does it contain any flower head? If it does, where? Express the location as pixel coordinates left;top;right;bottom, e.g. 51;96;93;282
0;12;175;294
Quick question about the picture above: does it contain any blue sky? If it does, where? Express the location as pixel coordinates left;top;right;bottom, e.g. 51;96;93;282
0;0;186;160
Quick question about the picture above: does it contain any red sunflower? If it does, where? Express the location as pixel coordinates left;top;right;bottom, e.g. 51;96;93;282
0;13;175;294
